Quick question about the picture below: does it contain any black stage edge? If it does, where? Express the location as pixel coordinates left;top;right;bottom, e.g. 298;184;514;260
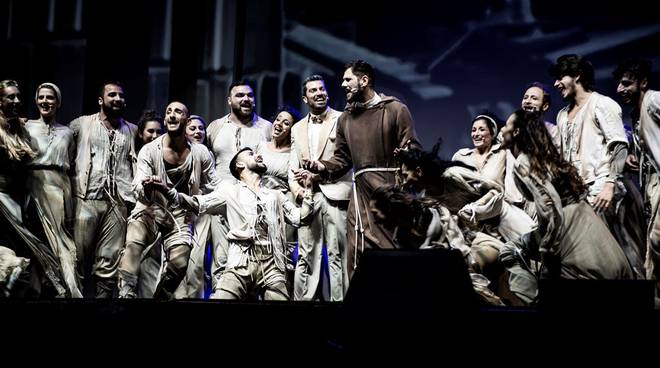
2;249;659;360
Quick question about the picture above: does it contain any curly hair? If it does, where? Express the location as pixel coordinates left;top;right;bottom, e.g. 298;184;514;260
509;109;586;200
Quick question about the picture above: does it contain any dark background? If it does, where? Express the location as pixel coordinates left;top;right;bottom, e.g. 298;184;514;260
2;0;659;156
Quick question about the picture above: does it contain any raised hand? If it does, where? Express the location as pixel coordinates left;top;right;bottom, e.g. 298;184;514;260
302;158;326;173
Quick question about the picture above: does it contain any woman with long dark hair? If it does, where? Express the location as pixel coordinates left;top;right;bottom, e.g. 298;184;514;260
500;109;633;302
397;139;535;242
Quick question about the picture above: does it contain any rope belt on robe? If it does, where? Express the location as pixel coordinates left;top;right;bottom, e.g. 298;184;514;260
351;167;399;269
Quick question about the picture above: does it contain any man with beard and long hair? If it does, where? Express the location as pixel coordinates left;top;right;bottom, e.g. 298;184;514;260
303;60;421;279
549;54;646;278
499;109;634;304
117;101;217;299
69;81;137;297
613;58;660;291
289;75;351;301
149;147;314;300
205;80;272;295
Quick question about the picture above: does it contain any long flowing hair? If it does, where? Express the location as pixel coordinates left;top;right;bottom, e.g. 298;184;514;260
396;139;480;212
510;109;585;200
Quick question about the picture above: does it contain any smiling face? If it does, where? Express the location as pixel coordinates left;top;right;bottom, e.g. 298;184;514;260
185;117;206;144
521;86;548;113
140;120;162;144
271;111;294;143
303;79;329;111
0;85;22;118
164;102;189;135
227;85;255;119
36;87;59;119
98;84;126;118
616;73;646;106
471;119;493;151
553;75;578;101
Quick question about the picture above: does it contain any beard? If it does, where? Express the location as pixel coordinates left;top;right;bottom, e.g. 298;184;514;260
231;102;254;119
345;84;365;103
102;102;125;118
252;162;267;174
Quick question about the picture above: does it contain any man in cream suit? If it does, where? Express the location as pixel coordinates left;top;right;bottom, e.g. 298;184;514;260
290;75;351;301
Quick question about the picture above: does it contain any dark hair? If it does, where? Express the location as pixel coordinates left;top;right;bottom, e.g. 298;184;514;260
525;81;552;108
471;111;502;137
271;104;302;123
548;54;595;91
302;75;325;96
135;110;163;151
228;80;253;96
98;81;123;98
229;147;253;180
396;140;478;213
344;60;375;87
509;109;586;200
371;185;418;228
370;186;442;248
613;58;652;84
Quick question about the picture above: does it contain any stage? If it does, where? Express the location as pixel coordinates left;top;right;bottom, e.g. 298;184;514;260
1;293;658;360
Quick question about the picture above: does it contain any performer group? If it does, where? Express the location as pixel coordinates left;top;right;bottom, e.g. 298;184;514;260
1;55;658;305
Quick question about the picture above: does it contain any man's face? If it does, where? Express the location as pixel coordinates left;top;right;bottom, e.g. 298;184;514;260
341;68;366;103
522;86;548;113
0;86;22;118
164;102;189;135
36;87;58;118
500;114;517;149
553;75;578;101
237;149;267;175
227;85;255;118
616;73;645;105
99;84;126;118
303;80;329;110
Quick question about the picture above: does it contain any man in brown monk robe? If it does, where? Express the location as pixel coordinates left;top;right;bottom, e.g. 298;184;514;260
302;60;421;279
